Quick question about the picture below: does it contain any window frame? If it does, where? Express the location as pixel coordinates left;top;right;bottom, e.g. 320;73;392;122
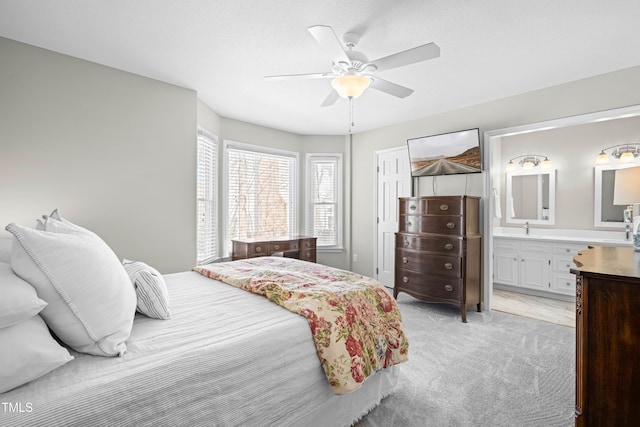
196;127;219;265
305;153;343;252
223;140;299;257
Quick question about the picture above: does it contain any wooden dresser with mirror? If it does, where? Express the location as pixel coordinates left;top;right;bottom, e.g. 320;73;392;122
395;195;482;322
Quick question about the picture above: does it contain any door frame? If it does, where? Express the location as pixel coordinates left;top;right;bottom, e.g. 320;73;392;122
373;145;411;283
482;104;640;311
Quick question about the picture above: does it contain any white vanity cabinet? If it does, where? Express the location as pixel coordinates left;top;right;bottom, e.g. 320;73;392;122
494;238;550;291
493;237;589;297
550;243;588;296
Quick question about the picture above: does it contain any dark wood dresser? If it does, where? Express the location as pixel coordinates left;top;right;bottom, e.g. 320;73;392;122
231;236;317;262
395;195;482;322
571;246;640;427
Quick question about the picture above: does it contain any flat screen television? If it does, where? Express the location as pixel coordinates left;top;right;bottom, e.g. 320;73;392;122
407;128;482;177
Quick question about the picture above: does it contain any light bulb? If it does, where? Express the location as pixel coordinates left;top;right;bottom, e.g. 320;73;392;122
595;151;610;165
620;151;635;163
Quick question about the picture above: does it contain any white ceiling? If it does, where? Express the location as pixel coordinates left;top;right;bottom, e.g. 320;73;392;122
1;0;639;136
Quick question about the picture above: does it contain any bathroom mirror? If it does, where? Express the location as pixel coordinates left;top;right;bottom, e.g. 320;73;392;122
506;169;556;225
594;164;636;228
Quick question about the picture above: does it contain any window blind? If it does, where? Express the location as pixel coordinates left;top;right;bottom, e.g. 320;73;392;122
307;155;341;248
196;129;218;264
226;143;297;254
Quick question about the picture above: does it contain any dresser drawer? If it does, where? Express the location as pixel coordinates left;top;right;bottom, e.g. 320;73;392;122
396;233;462;255
396;248;461;277
399;197;463;216
249;242;270;256
425;198;463;215
269;241;294;252
395;269;462;300
299;249;316;262
299;238;316;250
400;214;464;235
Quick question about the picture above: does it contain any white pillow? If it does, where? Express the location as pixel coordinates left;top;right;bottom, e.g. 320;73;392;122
0;262;47;328
0;238;11;263
6;222;137;357
0;315;74;394
122;259;171;320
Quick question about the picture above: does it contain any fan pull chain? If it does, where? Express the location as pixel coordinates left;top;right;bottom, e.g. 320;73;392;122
348;97;354;134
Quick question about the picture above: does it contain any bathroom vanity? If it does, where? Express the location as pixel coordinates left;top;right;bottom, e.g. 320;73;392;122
493;228;632;299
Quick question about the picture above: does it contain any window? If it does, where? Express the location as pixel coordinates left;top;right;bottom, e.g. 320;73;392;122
196;128;219;264
224;141;298;255
306;154;342;250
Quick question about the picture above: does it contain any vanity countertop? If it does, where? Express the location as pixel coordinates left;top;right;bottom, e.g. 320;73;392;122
493;227;633;246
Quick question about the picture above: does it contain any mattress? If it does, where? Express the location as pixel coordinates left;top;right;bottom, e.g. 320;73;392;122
1;270;399;427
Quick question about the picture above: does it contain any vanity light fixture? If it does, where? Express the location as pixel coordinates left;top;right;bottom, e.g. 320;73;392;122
595;143;640;165
506;154;552;172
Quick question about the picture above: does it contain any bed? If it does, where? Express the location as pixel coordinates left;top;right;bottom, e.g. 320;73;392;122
0;214;407;426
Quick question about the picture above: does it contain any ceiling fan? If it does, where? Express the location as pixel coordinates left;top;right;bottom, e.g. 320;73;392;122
264;25;440;107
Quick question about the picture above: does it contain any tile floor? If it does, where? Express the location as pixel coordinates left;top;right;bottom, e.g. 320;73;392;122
492;288;575;328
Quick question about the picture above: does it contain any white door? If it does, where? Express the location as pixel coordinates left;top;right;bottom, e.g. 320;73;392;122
375;146;412;288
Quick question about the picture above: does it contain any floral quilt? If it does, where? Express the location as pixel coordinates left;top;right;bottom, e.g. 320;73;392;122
193;257;409;395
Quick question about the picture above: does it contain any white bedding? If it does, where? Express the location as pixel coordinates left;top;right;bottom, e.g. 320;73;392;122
1;270;399;426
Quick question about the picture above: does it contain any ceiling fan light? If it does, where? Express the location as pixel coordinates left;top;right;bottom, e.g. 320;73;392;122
331;74;371;99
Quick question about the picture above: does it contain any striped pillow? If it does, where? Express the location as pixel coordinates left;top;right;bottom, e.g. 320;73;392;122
122;259;171;320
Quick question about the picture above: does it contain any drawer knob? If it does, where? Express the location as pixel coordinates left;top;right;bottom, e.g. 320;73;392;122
402;257;408;264
404;240;410;247
305;252;311;258
293;244;298;249
444;263;453;270
406;221;412;227
305;242;310;247
255;246;262;253
566;249;570;253
565;264;571;268
444;243;454;250
409;204;417;210
402;276;409;283
444;284;454;292
446;222;455;229
440;204;449;211
273;245;280;250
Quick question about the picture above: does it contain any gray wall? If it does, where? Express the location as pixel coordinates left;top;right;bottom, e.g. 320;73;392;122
0;37;197;273
350;66;640;277
498;115;640;229
4;36;640;278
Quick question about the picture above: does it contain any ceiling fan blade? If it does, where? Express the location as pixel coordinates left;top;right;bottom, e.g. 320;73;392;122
320;90;340;107
370;77;414;98
371;42;440;72
308;25;351;66
264;72;334;81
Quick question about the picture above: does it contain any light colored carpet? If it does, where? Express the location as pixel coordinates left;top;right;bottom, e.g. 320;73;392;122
358;294;575;427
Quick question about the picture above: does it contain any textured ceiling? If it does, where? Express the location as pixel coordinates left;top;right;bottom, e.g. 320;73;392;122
1;0;639;135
